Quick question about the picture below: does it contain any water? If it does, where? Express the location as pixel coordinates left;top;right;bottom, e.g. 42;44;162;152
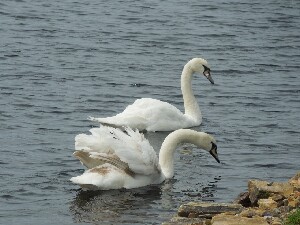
1;0;299;224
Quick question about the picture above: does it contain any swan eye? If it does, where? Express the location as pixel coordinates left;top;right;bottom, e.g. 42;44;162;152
211;142;217;151
203;65;210;73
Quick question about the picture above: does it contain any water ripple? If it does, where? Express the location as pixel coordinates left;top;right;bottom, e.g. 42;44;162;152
0;0;299;224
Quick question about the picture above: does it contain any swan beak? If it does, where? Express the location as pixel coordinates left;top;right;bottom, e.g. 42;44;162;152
203;70;214;84
209;143;220;163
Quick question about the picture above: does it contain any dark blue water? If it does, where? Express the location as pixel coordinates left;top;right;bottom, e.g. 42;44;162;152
1;0;299;224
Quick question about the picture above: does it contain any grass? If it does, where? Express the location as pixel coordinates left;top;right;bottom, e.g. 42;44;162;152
284;209;300;225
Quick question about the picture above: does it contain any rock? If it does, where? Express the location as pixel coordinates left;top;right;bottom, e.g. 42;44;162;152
162;216;208;225
277;206;291;217
270;217;282;225
258;198;278;210
289;172;300;190
271;194;285;207
163;173;300;225
240;207;283;218
283;199;289;206
248;180;294;206
287;192;300;208
177;202;243;219
271;194;285;202
271;222;282;225
270;216;283;225
234;192;251;207
239;208;263;218
270;208;281;217
211;214;269;225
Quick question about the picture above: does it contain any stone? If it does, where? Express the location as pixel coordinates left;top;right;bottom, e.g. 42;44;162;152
248;180;294;206
271;222;282;225
283;199;289;206
177;202;243;219
277;206;291;217
270;208;281;217
271;194;285;207
162;216;208;225
258;198;278;210
289;172;300;190
271;219;282;225
211;214;269;225
234;192;251;207
239;208;263;218
287;192;300;208
271;194;285;202
269;217;283;225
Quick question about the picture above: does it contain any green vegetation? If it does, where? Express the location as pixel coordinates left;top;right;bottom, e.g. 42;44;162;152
284;209;300;225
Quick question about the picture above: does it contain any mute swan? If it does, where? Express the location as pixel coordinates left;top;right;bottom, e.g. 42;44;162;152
90;58;214;132
70;126;220;190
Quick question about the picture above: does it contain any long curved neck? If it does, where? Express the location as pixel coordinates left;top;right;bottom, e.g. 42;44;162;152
158;129;205;179
181;64;201;122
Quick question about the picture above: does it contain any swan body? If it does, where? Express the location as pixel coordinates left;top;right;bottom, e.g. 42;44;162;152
70;126;220;190
90;58;214;132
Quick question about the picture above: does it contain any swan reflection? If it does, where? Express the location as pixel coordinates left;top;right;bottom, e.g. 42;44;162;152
70;176;221;224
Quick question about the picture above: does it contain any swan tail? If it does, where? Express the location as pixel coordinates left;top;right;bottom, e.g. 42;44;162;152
73;150;135;177
89;116;126;129
89;115;148;131
70;164;130;190
89;116;118;124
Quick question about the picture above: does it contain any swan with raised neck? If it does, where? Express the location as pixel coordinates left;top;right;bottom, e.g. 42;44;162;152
159;129;218;179
90;57;214;132
181;58;213;124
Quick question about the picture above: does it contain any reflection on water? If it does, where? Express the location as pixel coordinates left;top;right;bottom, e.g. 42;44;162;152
70;184;165;224
70;177;221;224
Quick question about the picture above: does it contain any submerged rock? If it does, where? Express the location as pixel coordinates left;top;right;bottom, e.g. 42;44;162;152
177;202;243;219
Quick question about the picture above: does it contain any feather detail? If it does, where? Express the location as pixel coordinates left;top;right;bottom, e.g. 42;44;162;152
73;150;135;177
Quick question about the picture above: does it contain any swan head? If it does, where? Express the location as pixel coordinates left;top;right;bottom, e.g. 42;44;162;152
188;58;214;84
193;132;220;163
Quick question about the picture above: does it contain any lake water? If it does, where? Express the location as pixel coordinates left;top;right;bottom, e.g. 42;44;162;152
1;0;299;224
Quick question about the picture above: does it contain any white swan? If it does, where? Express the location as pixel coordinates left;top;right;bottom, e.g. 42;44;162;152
70;126;220;190
90;58;214;132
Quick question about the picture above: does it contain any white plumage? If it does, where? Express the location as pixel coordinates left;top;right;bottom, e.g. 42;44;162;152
71;126;220;190
90;58;214;132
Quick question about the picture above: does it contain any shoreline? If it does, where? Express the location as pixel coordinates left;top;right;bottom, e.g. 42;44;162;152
163;172;300;225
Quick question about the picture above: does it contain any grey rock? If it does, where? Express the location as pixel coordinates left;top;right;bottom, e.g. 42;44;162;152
177;202;243;219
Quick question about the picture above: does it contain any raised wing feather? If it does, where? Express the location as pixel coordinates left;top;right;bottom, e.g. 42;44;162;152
74;126;160;176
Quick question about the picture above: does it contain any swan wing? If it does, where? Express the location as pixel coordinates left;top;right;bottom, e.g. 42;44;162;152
91;98;196;131
74;126;160;176
73;150;134;176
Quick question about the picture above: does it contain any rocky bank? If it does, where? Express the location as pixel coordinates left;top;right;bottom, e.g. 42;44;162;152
163;172;300;225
